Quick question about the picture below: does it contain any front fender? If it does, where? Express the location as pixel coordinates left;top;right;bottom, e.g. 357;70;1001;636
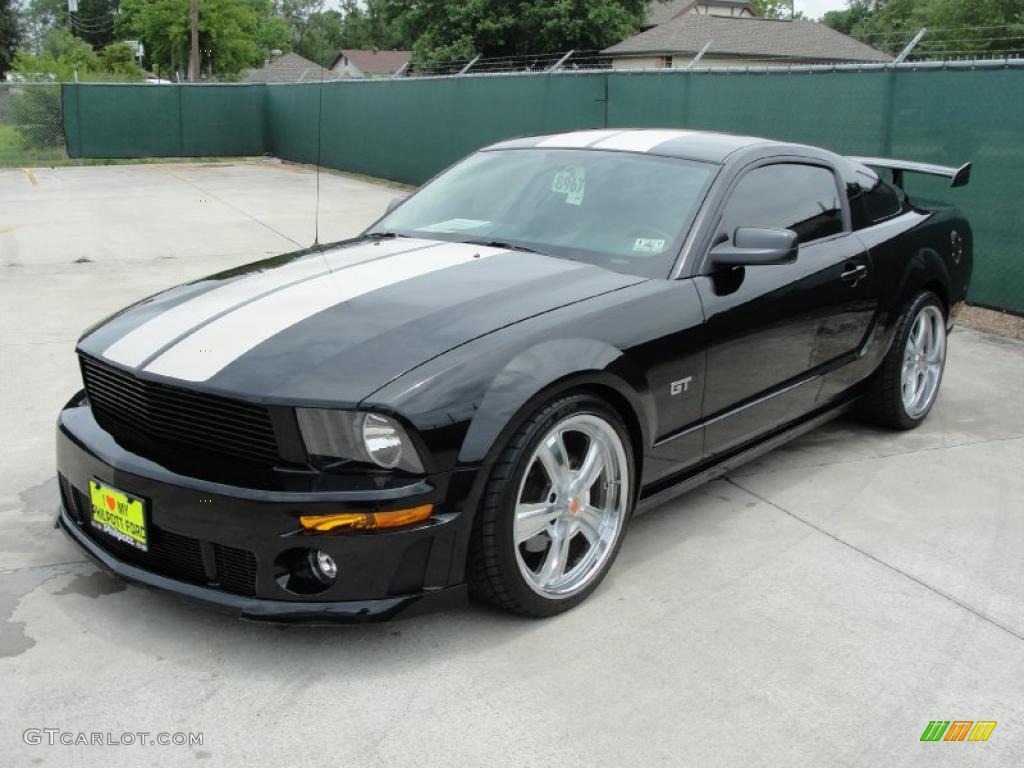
364;278;681;477
458;338;653;467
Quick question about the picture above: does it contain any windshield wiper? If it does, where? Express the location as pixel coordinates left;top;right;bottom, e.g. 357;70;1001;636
365;230;402;239
459;238;543;255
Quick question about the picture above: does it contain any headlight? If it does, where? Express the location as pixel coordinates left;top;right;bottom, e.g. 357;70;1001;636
295;409;425;473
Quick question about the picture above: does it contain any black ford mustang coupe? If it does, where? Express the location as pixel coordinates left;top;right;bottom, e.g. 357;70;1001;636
56;129;973;621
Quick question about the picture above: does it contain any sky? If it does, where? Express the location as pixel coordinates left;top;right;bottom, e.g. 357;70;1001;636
796;0;850;20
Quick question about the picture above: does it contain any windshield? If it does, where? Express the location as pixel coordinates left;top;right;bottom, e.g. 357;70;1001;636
370;148;716;278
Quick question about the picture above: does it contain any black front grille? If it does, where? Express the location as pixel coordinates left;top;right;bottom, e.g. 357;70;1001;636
67;483;257;597
80;355;279;465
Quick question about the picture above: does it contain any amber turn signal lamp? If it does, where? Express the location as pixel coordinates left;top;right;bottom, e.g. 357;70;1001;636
300;504;434;532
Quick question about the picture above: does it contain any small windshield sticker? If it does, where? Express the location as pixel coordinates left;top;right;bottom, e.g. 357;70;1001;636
633;238;666;253
419;219;491;233
551;166;586;206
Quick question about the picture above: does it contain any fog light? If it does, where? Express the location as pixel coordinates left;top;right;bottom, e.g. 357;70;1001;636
309;550;337;583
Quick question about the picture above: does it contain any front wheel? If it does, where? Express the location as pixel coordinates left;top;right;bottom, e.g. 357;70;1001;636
861;291;947;429
468;393;634;617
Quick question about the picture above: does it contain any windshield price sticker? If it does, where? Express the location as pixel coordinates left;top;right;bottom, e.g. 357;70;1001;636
552;166;586;206
633;238;666;253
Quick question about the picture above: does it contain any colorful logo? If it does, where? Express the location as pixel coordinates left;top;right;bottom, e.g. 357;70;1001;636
921;721;997;742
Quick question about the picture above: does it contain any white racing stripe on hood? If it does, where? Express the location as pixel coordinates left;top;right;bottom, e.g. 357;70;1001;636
143;243;502;382
102;238;429;369
592;130;694;153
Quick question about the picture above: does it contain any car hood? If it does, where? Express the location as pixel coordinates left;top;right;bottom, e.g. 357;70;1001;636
78;237;646;405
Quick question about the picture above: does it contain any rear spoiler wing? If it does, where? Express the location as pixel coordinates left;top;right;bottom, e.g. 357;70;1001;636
848;156;972;189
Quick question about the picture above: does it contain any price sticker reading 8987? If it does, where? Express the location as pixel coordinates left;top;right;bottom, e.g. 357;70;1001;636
551;166;586;206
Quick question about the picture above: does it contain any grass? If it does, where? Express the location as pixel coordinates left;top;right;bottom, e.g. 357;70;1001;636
0;123;70;167
0;126;252;169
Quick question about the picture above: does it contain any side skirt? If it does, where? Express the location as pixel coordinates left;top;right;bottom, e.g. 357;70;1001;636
635;398;857;516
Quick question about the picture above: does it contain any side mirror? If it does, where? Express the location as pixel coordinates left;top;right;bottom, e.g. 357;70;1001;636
385;194;410;214
709;227;798;269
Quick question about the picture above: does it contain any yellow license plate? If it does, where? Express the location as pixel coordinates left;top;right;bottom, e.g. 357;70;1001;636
89;479;148;552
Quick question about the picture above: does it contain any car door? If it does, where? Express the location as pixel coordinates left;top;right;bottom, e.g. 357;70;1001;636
692;161;877;459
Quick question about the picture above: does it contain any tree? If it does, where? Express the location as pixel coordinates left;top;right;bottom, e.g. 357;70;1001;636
273;0;343;65
751;0;807;19
42;26;101;73
822;0;1024;57
117;0;290;78
382;0;649;65
12;28;143;79
1;0;20;74
821;0;878;35
294;10;342;66
68;0;120;48
21;0;119;50
100;40;143;76
917;0;1024;56
338;0;408;50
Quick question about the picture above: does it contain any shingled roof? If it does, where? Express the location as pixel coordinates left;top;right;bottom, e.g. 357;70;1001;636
243;52;343;83
605;15;891;63
330;50;412;76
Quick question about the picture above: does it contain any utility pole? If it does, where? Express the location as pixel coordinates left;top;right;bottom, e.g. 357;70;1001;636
189;0;200;82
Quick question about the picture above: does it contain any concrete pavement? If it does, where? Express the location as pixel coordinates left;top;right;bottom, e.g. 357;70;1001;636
2;161;1022;767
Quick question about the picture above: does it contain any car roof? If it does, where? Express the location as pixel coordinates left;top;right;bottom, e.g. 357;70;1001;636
485;128;788;164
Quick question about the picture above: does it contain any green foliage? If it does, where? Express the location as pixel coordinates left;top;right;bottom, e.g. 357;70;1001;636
117;0;291;78
21;0;119;50
294;10;342;66
11;30;142;80
1;0;20;74
69;0;120;48
338;0;408;51
366;0;648;65
328;0;650;64
100;42;144;77
274;0;341;66
822;0;1024;56
750;0;806;20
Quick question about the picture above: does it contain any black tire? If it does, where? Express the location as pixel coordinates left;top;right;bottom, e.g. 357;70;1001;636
467;392;635;617
860;290;947;430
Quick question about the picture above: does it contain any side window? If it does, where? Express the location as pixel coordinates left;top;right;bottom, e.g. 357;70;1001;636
717;164;844;246
849;178;903;229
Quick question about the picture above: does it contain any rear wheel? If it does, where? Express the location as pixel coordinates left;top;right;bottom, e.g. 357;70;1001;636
861;291;947;429
468;393;634;617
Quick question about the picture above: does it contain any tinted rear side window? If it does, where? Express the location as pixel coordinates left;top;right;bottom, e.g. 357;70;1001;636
718;164;843;245
850;179;903;229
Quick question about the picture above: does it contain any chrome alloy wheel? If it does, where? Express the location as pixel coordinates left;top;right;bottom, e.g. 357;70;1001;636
513;413;629;599
901;304;946;419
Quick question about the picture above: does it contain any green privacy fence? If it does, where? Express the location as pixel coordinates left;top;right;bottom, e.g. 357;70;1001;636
63;67;1024;313
267;74;608;181
63;83;266;157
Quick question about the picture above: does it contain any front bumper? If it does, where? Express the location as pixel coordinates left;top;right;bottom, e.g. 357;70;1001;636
56;400;476;623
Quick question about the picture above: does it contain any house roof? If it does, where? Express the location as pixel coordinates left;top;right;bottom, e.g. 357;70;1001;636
331;49;412;75
243;52;343;83
605;15;891;62
645;0;757;28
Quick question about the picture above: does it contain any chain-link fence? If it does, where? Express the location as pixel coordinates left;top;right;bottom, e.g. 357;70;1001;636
0;82;68;167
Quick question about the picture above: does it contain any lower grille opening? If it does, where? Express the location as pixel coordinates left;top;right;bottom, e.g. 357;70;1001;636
213;543;258;596
68;485;256;598
59;473;85;524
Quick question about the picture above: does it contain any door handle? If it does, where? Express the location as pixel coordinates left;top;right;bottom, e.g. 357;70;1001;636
841;263;868;286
